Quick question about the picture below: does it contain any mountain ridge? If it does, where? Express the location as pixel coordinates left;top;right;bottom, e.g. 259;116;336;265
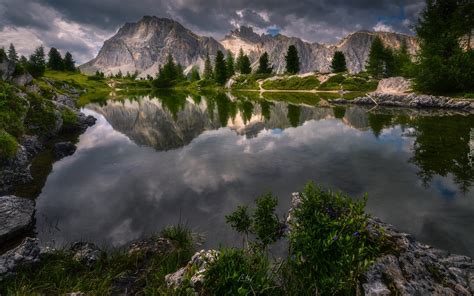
79;16;419;76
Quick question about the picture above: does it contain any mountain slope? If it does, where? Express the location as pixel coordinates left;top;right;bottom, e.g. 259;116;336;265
80;16;224;77
80;17;419;76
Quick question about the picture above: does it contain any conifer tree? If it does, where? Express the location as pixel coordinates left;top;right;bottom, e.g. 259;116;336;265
236;48;245;73
226;50;235;79
214;50;227;85
47;47;64;70
28;46;46;78
239;54;252;74
204;52;213;80
63;52;76;71
0;48;6;63
285;45;300;74
331;51;347;73
190;67;201;81
257;52;272;74
366;37;386;78
8;43;18;63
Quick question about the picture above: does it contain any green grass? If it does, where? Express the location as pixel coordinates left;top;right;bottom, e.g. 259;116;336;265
262;75;320;90
0;130;18;161
0;226;196;296
231;74;261;90
43;71;111;106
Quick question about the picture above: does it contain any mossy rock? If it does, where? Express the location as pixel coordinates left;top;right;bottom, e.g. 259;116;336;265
0;130;18;161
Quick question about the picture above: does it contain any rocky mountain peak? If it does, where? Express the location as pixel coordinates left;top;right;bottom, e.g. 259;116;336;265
228;26;262;43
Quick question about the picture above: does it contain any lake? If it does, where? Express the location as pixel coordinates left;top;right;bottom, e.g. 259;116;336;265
32;91;474;257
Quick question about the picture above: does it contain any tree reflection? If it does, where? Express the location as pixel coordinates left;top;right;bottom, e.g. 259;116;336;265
409;115;474;193
287;104;301;127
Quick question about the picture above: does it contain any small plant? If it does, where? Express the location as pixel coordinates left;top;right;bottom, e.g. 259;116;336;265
60;108;78;130
226;193;285;249
285;182;382;295
203;248;278;296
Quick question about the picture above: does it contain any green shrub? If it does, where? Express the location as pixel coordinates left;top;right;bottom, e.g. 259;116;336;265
342;77;378;92
262;76;320;90
0;81;28;137
231;75;260;90
318;74;345;90
0;130;18;161
60;108;78;129
25;93;57;136
285;182;382;295
203;248;278;296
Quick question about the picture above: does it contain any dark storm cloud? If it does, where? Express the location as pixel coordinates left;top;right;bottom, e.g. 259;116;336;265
0;0;425;63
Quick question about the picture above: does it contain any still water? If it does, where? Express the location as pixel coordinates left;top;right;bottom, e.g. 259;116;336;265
34;92;474;256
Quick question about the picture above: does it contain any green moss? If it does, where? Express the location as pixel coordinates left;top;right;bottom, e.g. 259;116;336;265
0;130;19;161
61;108;78;129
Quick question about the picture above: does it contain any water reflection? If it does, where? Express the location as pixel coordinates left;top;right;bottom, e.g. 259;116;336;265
34;92;474;257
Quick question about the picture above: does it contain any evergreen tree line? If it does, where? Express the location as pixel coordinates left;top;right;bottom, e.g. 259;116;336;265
0;43;76;78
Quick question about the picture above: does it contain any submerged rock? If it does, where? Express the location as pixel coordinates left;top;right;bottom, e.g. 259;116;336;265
54;142;77;159
0;196;35;244
0;237;40;281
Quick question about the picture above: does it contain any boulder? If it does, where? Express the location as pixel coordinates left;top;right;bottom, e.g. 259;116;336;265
165;249;220;292
0;237;40;281
0;60;15;80
0;196;35;244
12;73;33;86
70;242;103;267
54;142;77;159
375;77;413;94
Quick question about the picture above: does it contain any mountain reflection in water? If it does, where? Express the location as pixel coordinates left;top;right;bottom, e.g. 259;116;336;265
34;91;474;257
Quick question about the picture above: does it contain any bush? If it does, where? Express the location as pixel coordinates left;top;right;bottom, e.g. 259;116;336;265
60;108;78;130
231;75;260;90
0;81;28;137
318;74;346;90
285;182;382;295
0;130;18;161
203;248;277;296
342;77;378;92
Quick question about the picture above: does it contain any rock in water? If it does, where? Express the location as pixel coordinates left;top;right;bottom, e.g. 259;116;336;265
0;196;35;244
54;142;77;159
0;237;40;281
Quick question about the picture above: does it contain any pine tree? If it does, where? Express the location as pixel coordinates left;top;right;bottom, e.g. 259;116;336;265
394;42;414;77
214;50;227;85
47;47;64;71
63;52;76;71
257;52;272;74
190;67;201;81
204;52;213;80
0;48;6;63
331;51;347;73
366;37;386;78
116;70;123;78
240;54;252;74
285;45;300;74
226;50;235;79
28;46;46;78
236;48;245;73
8;43;18;63
414;0;474;93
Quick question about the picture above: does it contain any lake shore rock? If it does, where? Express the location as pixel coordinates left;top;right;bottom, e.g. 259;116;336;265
0;237;40;282
333;93;474;111
0;196;35;245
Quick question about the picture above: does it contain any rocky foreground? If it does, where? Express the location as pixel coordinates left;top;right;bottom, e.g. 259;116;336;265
1;193;472;295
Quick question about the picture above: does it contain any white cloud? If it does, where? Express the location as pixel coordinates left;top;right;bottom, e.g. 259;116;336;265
373;21;394;32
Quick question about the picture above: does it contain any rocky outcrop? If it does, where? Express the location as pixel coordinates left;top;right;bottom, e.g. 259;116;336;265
80;17;418;76
54;142;77;159
12;73;33;87
70;242;103;267
0;60;15;80
0;237;40;282
375;77;413;94
165;249;220;292
362;218;474;295
0;196;35;244
333;93;474;111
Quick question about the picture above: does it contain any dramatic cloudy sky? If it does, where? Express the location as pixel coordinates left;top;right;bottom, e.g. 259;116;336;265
0;0;426;64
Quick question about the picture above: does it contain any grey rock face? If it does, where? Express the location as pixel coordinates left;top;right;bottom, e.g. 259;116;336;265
54;142;77;159
80;18;418;76
0;237;40;282
0;60;15;80
0;196;35;244
376;77;413;94
362;218;474;295
80;16;225;77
